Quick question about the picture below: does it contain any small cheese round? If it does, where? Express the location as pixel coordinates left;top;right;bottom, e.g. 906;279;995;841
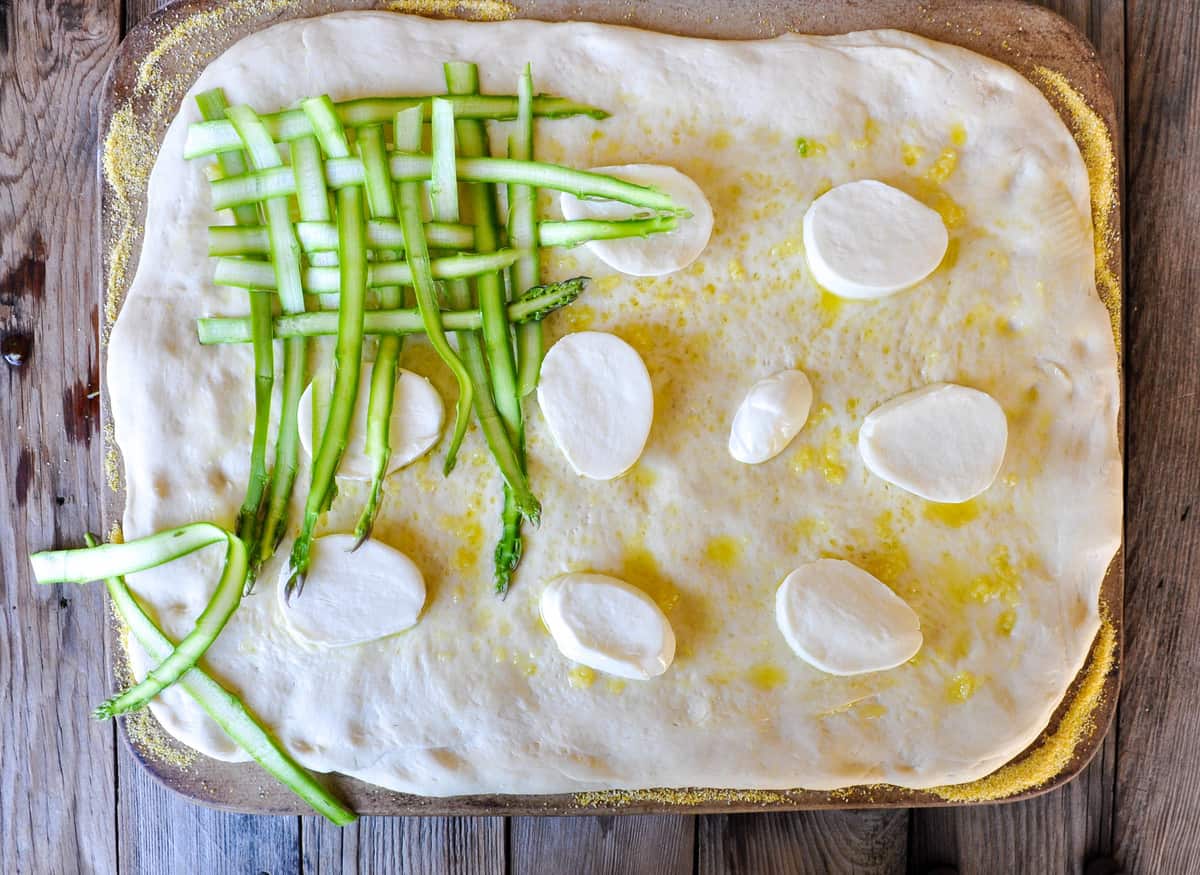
729;369;814;464
536;331;654;480
559;164;713;276
858;383;1008;503
278;534;426;648
802;179;948;300
540;573;676;680
297;365;444;479
775;559;923;676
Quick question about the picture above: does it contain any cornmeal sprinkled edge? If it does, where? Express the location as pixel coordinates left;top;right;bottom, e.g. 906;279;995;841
98;5;1122;810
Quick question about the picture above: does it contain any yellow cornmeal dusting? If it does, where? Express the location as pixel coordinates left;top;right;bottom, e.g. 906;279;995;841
102;421;122;493
931;616;1117;802
1033;67;1121;350
109;601;197;770
574;787;795;809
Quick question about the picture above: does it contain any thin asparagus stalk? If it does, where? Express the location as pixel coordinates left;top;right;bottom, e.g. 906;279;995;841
353;124;403;547
447;62;536;593
197;277;587;344
185;93;609;159
286;184;369;598
84;533;356;825
393;104;474;478
195;90;273;556
31;524;248;718
431;95;538;588
209;154;687;214
509;64;543;398
224;105;310;575
209;215;677;257
213;250;521;293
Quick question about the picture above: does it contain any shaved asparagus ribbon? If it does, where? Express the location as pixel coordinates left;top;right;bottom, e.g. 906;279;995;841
30;524;248;719
185;93;607;159
394;104;475;480
207;216;678;257
209;153;688;215
84;534;356;825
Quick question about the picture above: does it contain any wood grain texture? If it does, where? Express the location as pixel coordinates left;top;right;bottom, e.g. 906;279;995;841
0;0;120;872
301;815;505;873
511;815;694;875
1115;0;1200;872
698;811;907;875
117;741;300;874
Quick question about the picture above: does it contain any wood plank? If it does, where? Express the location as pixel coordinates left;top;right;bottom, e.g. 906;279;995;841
698;811;906;875
907;735;1118;874
906;2;1126;872
0;0;120;871
117;741;300;873
301;816;505;874
510;815;694;875
1114;0;1200;872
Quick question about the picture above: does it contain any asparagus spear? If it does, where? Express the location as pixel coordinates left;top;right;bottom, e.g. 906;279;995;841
352;124;403;547
196;278;588;344
84;533;356;824
286;183;369;598
195;90;273;559
431;95;536;589
509;64;543;398
447;62;534;595
30;524;248;718
185;93;608;159
209;153;687;214
224;105;310;574
208;215;678;257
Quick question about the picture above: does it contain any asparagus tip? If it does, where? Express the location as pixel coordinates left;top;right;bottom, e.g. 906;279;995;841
91;701;117;721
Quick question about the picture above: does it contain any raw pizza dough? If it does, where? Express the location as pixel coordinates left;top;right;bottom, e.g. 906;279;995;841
107;12;1121;795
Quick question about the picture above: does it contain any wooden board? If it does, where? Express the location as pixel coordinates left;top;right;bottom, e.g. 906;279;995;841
99;0;1124;817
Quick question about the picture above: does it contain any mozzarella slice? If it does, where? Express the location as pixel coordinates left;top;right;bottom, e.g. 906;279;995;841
802;179;948;299
540;573;676;680
559;164;713;276
858;382;1008;502
297;365;444;479
278;534;426;648
775;559;923;676
729;369;814;464
536;332;654;480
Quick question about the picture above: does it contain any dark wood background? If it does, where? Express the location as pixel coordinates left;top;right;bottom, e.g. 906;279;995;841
1;0;1196;871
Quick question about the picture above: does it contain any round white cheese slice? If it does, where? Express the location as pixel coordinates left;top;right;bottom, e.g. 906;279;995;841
858;382;1008;502
297;365;444;479
775;559;923;676
729;369;814;464
278;534;426;648
559;164;714;276
802;179;948;299
536;331;654;480
540;573;676;680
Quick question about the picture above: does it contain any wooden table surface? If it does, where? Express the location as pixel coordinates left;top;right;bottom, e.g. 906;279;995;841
2;0;1196;872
